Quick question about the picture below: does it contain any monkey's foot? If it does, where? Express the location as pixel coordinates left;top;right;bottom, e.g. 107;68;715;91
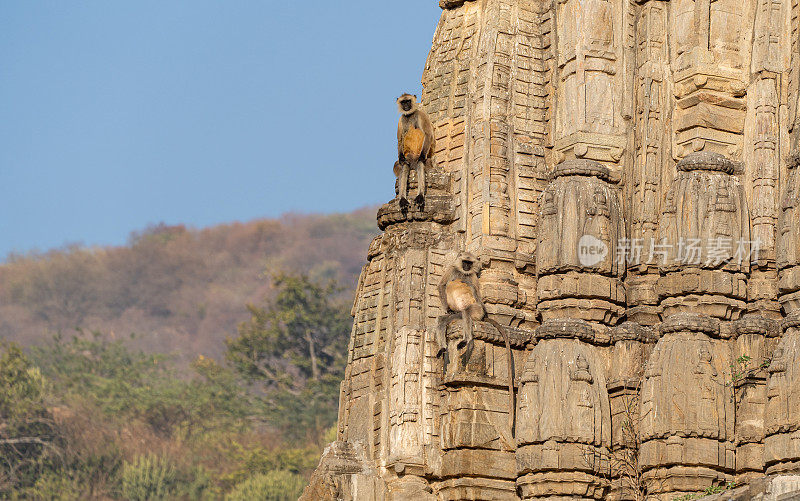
399;196;410;209
414;193;425;206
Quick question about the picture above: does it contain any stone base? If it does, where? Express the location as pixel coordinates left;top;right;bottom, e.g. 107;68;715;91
641;466;732;496
693;475;800;500
300;441;387;501
516;471;609;499
436;477;517;500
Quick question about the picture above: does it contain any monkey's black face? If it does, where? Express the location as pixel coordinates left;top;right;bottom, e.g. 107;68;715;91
461;260;473;272
400;100;412;111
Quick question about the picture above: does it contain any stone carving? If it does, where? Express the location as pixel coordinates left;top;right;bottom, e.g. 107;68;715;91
639;314;736;497
310;0;800;499
516;320;612;499
764;314;800;476
656;152;750;321
537;159;626;325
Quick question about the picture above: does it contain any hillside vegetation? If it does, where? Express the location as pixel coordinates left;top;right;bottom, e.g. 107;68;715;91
0;208;378;498
0;208;377;358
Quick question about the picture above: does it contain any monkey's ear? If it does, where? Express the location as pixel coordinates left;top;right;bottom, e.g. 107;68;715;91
414;94;417;99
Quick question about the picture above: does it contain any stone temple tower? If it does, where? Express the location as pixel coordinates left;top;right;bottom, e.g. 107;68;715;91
302;0;800;499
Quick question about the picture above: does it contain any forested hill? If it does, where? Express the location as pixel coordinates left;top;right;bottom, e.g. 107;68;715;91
0;207;378;358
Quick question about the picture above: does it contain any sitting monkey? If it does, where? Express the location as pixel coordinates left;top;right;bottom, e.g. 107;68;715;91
436;252;484;362
436;252;516;433
396;93;435;208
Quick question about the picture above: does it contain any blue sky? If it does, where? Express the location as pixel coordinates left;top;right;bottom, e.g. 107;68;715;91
0;1;441;259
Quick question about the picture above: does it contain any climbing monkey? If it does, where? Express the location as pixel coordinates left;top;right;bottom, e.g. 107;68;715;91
436;252;516;433
396;93;435;207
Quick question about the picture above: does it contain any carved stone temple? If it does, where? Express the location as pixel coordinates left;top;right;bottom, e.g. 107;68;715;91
302;0;800;499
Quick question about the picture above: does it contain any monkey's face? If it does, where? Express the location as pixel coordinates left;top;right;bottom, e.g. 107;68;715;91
397;94;417;114
455;252;480;274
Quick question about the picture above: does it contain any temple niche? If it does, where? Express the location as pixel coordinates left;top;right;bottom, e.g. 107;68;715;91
639;314;735;497
302;0;800;499
516;321;611;500
536;159;625;325
656;152;750;320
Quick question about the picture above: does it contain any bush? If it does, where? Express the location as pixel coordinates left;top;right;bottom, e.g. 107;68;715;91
0;342;57;494
174;465;220;500
221;444;320;488
16;471;86;500
225;470;306;501
120;454;177;501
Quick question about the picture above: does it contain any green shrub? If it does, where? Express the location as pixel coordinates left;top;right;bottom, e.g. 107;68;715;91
225;470;306;501
175;465;220;500
15;471;85;500
120;454;177;501
0;342;56;494
221;444;320;489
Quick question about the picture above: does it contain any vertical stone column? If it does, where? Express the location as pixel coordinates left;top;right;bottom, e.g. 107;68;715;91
639;315;735;497
627;0;670;326
778;154;800;315
764;314;800;475
335;167;456;498
743;0;787;320
606;322;657;500
420;4;549;497
768;154;800;476
436;321;531;500
422;0;552;329
551;0;628;172
731;316;774;483
669;0;750;161
535;160;626;325
516;321;611;500
656;152;750;320
640;151;750;497
516;159;625;499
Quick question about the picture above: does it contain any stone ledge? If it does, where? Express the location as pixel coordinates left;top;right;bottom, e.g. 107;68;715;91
611;321;658;343
677;151;736;174
552;158;615;182
377;195;455;230
536;318;596;343
734;315;778;337
438;0;476;9
444;319;533;348
781;311;800;332
660;313;720;336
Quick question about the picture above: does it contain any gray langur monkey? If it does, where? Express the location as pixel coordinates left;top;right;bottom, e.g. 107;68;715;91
436;252;516;434
396;93;435;208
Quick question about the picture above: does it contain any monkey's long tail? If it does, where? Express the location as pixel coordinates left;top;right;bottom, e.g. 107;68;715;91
486;318;515;439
